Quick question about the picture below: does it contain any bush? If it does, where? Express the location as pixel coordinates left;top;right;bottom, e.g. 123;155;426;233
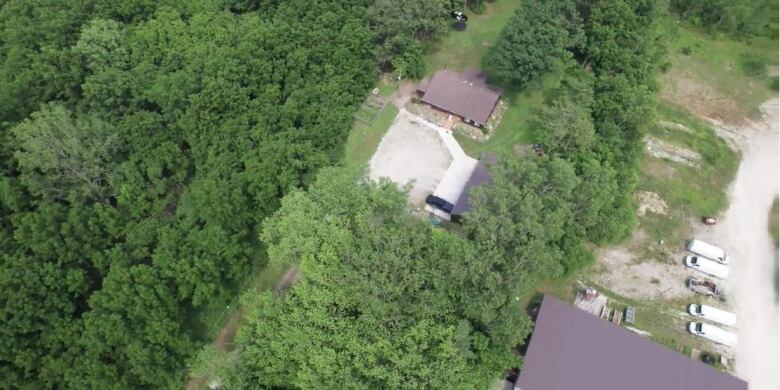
680;46;693;55
768;76;779;91
740;56;766;77
470;1;486;15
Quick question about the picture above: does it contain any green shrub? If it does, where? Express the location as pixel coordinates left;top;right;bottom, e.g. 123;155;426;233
769;76;779;91
740;56;766;77
468;0;487;15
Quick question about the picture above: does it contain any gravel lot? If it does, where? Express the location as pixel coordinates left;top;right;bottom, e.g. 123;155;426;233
711;99;778;390
369;110;453;205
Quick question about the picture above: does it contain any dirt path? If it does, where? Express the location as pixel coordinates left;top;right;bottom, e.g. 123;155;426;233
390;80;417;109
700;99;779;389
184;266;299;389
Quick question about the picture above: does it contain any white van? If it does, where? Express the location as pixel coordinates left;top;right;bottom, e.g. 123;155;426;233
687;239;729;264
688;322;738;347
688;304;737;327
684;255;729;279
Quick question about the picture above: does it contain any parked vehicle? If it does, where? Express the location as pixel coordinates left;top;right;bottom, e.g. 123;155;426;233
686;239;729;264
684;255;729;279
687;277;725;300
688;304;737;327
702;217;717;225
700;352;718;366
451;11;468;22
425;194;454;213
688;322;737;347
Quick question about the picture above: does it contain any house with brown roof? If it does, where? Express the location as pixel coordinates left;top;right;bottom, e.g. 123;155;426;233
514;295;748;390
417;69;502;128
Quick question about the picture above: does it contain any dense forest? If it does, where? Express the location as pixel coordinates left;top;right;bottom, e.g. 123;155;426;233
0;0;462;388
2;0;754;388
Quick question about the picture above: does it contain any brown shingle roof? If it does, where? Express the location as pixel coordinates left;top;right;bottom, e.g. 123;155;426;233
419;70;501;125
517;295;748;390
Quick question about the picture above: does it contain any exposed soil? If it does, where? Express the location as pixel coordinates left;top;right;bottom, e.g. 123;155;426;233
636;191;669;217
658;120;694;134
660;72;743;124
184;311;243;390
593;229;692;300
644;137;702;167
389;80;417;109
214;311;243;352
184;266;301;390
275;266;299;294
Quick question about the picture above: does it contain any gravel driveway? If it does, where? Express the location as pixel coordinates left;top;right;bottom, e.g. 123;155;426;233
706;99;779;390
369;110;453;205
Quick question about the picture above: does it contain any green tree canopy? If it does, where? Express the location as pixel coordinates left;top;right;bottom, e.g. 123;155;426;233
670;0;778;37
237;168;531;389
368;0;451;75
0;1;378;387
487;0;583;87
463;156;580;283
11;104;120;202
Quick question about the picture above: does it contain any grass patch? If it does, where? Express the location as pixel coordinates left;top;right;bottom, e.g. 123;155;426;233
376;79;398;97
423;1;521;73
343;104;398;168
518;274;579;316
645;105;739;215
637;105;739;248
456;71;563;157
770;197;779;247
580;278;715;353
636;212;686;259
661;17;778;119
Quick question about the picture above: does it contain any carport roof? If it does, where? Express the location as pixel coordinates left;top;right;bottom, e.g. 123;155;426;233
516;295;747;390
451;153;496;215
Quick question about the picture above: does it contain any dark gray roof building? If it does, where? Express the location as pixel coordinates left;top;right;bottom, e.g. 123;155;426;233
417;69;501;126
517;295;748;390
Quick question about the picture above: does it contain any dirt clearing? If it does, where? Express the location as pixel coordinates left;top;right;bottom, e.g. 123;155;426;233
660;73;744;124
592;229;692;300
636;191;669;217
369;110;453;205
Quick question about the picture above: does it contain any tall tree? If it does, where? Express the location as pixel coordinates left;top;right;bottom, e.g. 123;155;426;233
487;0;583;87
368;0;450;75
236;168;531;389
585;0;663;241
463;156;580;283
11;104;120;202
